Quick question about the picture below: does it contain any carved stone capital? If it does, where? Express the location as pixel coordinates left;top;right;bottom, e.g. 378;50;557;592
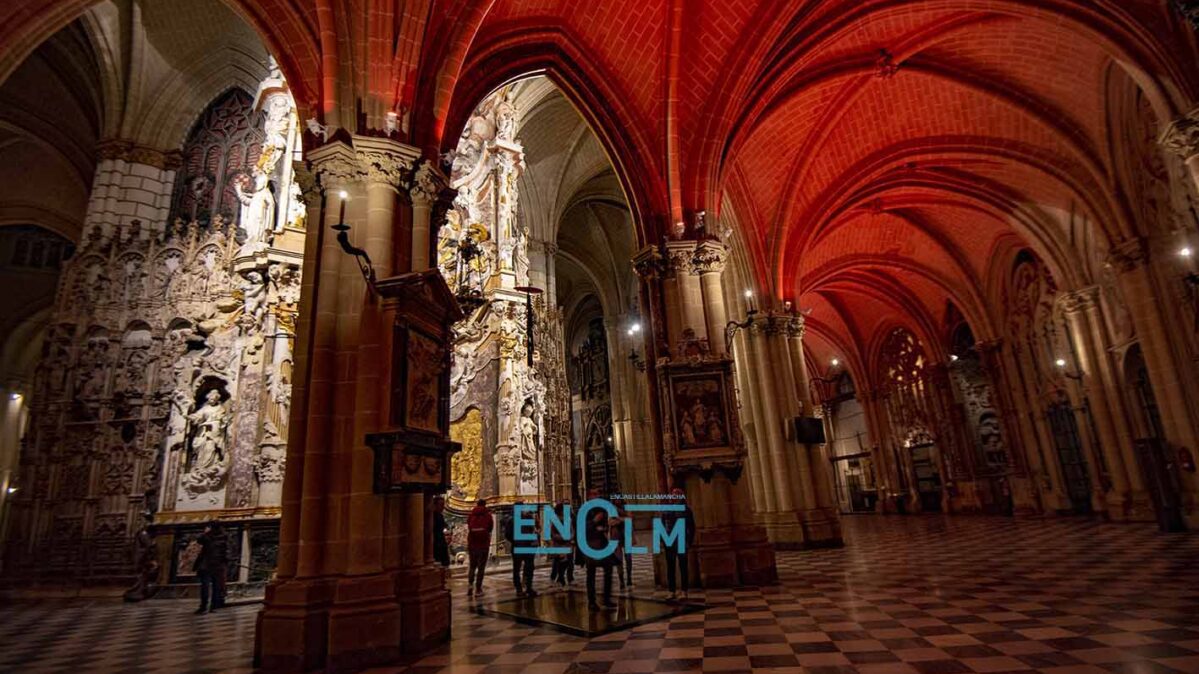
663;240;698;276
291;161;322;207
1160;108;1199;160
357;149;413;188
1058;286;1100;315
691;240;728;274
409;158;446;205
632;245;665;280
784;314;805;340
1106;237;1149;273
307;141;359;187
543;242;559;257
96;138;182;171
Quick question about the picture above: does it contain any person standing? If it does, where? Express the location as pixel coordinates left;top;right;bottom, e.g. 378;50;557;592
503;501;537;597
194;521;228;614
584;490;616;610
549;501;569;587
661;488;696;600
432;495;450;568
466;499;493;598
610;502;627;591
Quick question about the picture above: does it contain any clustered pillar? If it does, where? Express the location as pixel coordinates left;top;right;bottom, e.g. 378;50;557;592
635;238;775;587
740;311;841;547
256;135;442;673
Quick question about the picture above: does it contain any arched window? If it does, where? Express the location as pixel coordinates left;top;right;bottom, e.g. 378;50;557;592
170;89;264;225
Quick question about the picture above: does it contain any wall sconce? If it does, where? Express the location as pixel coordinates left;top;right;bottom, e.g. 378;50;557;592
332;190;377;291
9;392;21;401
1054;357;1083;381
724;299;759;354
627;321;646;371
830;358;840;368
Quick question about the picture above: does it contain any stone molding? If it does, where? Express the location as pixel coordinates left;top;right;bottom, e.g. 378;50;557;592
1160;108;1199;160
96;138;183;171
1107;237;1148;273
1058;286;1101;315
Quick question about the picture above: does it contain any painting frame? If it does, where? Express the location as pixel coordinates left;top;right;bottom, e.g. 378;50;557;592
669;371;731;452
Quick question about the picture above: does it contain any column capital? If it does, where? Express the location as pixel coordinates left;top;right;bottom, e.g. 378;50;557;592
291;160;321;207
1057;285;1101;315
1160;108;1199;160
691;240;728;274
409;158;447;205
96;138;182;170
632;245;665;280
663;240;698;276
1106;236;1149;273
354;135;421;188
307;140;359;188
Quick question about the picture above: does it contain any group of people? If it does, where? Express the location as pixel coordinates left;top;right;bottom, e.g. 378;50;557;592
440;488;696;609
190;489;696;616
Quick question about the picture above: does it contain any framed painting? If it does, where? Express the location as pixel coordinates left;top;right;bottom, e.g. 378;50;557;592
669;371;730;451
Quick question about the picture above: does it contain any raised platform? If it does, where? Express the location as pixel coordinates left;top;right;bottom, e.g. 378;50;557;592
472;589;704;637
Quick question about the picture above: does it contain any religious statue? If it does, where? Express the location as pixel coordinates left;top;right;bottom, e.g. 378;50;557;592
518;400;537;465
286;181;306;230
495;94;517;142
241;270;267;330
235;172;275;247
182;389;230;496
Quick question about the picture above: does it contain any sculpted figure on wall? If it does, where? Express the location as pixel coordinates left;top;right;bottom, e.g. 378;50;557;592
182;388;231;496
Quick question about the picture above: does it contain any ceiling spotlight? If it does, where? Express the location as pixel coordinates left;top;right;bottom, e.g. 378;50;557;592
1180;247;1193;258
831;358;840;367
1055;358;1067;368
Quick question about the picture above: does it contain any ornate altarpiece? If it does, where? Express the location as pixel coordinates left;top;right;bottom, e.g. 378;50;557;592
5;65;306;585
436;87;571;557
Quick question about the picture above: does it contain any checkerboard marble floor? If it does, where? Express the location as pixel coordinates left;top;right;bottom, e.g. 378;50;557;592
2;515;1198;673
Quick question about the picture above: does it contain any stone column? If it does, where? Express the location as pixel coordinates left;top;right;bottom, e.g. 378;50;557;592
1059;288;1152;520
409;160;445;271
257;136;436;673
744;319;803;544
693;241;729;356
975;340;1038;512
664;241;706;344
86;140;181;238
1108;238;1199;521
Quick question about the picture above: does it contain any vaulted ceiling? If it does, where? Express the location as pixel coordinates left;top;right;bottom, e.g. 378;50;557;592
3;0;1197;388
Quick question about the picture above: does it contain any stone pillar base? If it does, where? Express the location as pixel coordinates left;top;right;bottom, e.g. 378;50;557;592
325;574;404;674
800;508;842;547
691;524;777;588
732;525;777;585
255;568;451;673
395;566;452;652
255;578;336;672
757;511;806;549
948;481;983;513
1122;491;1158;523
694;526;738;587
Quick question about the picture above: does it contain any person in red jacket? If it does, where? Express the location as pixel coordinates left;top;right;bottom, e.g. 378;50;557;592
466;498;494;598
